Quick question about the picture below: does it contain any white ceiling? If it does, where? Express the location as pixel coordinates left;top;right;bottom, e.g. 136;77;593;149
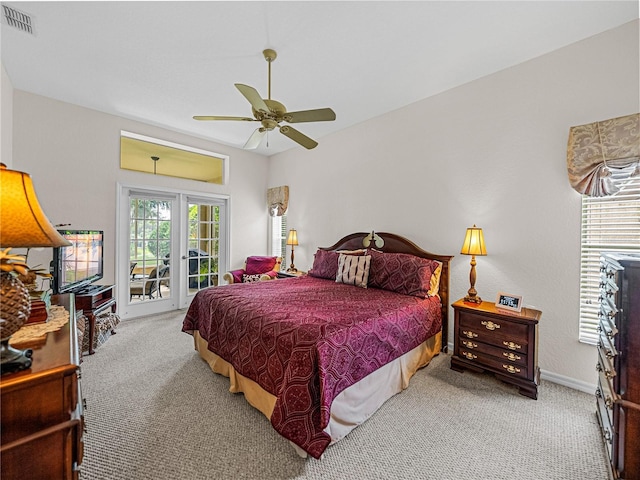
2;1;638;156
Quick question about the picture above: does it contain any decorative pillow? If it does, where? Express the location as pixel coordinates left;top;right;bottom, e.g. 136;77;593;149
242;273;262;283
245;256;277;275
428;261;443;297
335;253;371;288
367;249;438;298
308;250;340;280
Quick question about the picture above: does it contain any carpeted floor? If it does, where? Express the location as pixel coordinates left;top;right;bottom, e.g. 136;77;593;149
79;310;609;479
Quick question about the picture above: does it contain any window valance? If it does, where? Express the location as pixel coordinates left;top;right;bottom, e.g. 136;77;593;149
567;113;639;197
267;185;289;216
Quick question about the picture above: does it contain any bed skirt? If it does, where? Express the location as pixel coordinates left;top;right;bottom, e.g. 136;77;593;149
192;330;441;457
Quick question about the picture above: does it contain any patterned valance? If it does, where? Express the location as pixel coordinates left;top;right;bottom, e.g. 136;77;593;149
567;113;640;197
267;185;289;216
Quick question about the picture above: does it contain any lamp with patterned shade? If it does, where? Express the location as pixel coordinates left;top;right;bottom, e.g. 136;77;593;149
286;229;299;273
0;164;71;374
460;225;487;304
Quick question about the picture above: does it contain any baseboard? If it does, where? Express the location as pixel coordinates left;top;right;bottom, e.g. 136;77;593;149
540;369;596;395
446;341;597;395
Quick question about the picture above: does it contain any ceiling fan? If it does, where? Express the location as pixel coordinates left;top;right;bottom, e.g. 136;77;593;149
194;49;336;150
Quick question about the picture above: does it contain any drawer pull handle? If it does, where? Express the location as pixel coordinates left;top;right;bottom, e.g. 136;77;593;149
597;363;616;379
596;387;602;399
462;351;477;360
462;341;478;349
503;352;521;361
481;320;500;331
503;341;521;350
462;330;478;339
502;364;520;374
597;341;615;359
603;428;612;442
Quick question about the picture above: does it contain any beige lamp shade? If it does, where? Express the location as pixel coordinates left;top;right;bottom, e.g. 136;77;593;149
286;229;298;246
0;164;71;248
460;225;487;256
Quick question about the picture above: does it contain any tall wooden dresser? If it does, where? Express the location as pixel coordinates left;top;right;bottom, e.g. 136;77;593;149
0;294;84;479
596;253;640;479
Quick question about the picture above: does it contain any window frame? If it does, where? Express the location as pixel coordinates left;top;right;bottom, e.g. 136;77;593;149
269;212;288;269
578;167;640;344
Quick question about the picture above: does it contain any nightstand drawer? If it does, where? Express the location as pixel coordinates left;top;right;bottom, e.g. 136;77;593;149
458;327;528;354
458;348;529;380
457;338;528;366
458;312;529;343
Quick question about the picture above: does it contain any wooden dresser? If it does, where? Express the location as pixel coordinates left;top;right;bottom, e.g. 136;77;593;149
596;253;640;480
0;294;84;479
450;299;541;399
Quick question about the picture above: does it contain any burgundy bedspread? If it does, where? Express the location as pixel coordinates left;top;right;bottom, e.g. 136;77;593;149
182;275;442;458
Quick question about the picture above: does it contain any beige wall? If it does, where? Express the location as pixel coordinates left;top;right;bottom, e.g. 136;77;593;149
1;64;13;167
11;91;270;288
268;20;639;389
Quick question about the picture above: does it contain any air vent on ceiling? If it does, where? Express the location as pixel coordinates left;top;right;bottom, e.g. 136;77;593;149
2;4;34;35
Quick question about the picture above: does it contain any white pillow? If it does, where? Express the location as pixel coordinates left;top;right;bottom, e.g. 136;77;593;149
336;253;371;288
242;273;262;283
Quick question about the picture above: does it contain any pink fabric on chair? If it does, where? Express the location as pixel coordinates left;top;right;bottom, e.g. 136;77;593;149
245;256;278;275
229;269;245;284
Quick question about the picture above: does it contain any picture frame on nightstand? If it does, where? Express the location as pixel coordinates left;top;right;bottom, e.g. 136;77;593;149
495;292;523;312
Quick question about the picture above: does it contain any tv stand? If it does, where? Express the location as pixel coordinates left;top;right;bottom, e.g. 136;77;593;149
75;284;116;355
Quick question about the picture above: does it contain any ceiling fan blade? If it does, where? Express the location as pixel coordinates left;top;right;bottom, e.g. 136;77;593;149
235;84;270;114
193;115;255;121
284;108;336;123
279;126;318;150
244;128;267;149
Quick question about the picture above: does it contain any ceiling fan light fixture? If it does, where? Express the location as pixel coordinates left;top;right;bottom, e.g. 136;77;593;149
193;49;335;151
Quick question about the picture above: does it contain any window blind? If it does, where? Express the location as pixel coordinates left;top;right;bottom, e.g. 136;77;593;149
270;213;287;268
579;166;640;344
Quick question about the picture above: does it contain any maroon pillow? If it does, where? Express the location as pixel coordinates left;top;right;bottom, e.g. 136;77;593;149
308;250;340;280
245;256;277;275
368;249;438;298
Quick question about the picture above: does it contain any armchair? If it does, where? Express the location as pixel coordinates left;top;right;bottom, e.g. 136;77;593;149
130;265;168;300
223;256;282;284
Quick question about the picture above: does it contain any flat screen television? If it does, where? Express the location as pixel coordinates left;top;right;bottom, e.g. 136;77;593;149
52;229;104;294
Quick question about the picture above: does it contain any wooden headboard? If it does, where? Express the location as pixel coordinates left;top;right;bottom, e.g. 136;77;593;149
320;232;454;352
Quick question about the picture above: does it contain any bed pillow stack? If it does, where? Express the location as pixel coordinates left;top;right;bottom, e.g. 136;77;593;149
367;249;439;298
308;248;441;297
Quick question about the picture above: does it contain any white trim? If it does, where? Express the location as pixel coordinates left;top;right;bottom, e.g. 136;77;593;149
540;368;596;395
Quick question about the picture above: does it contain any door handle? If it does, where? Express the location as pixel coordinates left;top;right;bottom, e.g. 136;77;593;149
181;255;188;260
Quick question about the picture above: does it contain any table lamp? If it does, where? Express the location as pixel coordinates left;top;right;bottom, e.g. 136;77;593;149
286;229;298;272
0;164;71;374
460;224;487;304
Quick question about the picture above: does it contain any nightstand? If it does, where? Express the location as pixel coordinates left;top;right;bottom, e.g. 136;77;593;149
277;270;306;279
450;298;541;399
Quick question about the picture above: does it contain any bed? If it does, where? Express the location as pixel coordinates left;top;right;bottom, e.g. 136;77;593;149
182;231;452;458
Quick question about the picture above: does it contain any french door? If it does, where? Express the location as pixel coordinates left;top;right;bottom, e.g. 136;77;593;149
117;185;229;319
